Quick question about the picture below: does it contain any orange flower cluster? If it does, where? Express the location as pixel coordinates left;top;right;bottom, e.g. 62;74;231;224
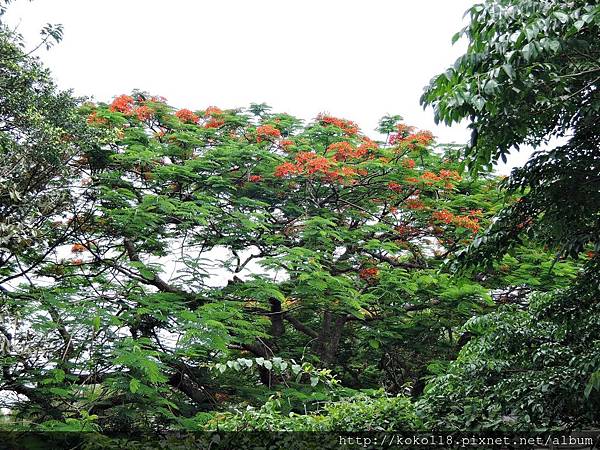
274;151;360;182
175;109;199;124
256;125;282;142
329;166;358;181
402;159;416;169
327;141;368;161
431;209;480;233
296;151;331;175
407;130;434;146
204;106;223;116
395;224;418;238
280;139;294;150
453;215;480;233
421;171;442;184
134;105;154;121
388;182;403;192
390;128;434;148
109;95;134;114
439;169;461;181
87;111;108;125
203;106;225;128
317;114;359;135
359;267;379;280
249;175;262;182
71;243;86;253
149;95;167;103
358;137;378;154
405;198;425;210
274;162;299;178
396;123;415;135
431;209;455;224
205;118;225;128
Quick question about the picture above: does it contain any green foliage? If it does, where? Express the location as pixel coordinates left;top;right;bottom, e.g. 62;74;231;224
418;263;600;430
423;0;600;262
0;82;581;432
0;21;100;284
0;0;594;436
422;0;599;169
200;394;420;431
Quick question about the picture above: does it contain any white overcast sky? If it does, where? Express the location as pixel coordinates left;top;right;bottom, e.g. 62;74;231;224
5;0;530;173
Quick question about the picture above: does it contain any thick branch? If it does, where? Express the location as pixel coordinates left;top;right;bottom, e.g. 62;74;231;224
283;314;319;338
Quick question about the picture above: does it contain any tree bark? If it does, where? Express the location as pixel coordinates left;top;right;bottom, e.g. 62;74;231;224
311;311;347;364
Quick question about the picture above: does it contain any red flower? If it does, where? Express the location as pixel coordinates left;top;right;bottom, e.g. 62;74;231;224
339;166;357;178
204;106;223;116
256;125;282;142
205;118;225;128
295;152;316;165
175;109;199;124
432;209;455;224
421;171;441;184
395;224;415;236
134;105;154;121
274;162;299;178
388;182;403;192
357;137;378;155
149;96;167;103
359;267;379;280
317;114;359;135
453;215;480;233
439;169;461;181
396;123;415;135
301;154;330;175
280;139;294;150
390;127;434;148
328;140;372;161
71;243;86;253
249;175;262;182
389;124;415;145
415;130;434;145
402;159;416;169
327;141;354;160
87;111;107;125
405;198;425;210
109;95;134;114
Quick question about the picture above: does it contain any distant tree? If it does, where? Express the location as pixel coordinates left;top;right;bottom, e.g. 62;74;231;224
0;3;95;289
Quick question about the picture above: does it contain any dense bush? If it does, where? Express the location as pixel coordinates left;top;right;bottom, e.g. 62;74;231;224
418;267;600;430
201;394;420;431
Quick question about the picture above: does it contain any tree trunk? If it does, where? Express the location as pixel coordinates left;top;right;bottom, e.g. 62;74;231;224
311;311;347;364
